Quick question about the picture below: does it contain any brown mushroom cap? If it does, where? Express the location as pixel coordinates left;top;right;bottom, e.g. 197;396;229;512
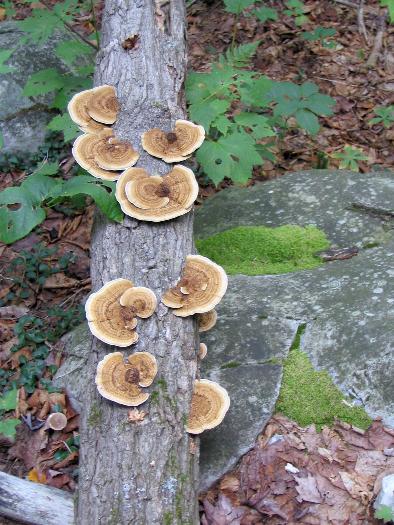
95;352;150;406
86;85;119;124
116;165;198;222
85;278;139;347
45;412;67;431
141;120;205;163
198;343;207;360
68;86;114;133
186;379;230;434
127;352;157;387
72;130;121;181
94;135;139;171
119;287;157;319
197;310;218;332
162;255;228;317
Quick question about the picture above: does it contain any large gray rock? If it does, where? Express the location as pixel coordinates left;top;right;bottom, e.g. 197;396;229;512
0;22;90;154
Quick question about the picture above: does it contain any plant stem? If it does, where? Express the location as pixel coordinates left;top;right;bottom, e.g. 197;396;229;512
231;14;239;50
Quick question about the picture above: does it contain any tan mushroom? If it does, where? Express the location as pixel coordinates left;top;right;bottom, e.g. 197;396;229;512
127;352;157;387
197;310;218;333
86;85;119;124
116;165;198;222
45;412;67;431
85;278;139;347
186;379;230;434
141;120;205;163
94;135;139;171
198;343;207;360
162;255;228;317
72;130;120;181
119;287;157;319
95;352;157;406
68;85;117;133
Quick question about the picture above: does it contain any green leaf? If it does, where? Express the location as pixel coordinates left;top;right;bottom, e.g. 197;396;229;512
219;41;260;68
223;0;254;14
55;39;93;66
0;418;20;440
375;504;394;523
35;162;59;176
0;49;15;74
0;389;18;411
295;109;320;135
238;75;273;106
213;115;233;135
303;93;335;116
186;65;237;105
300;82;319;97
233;112;276;138
196;131;263;185
190;99;231;131
47;175;123;223
380;0;394;23
332;146;369;171
302;27;336;41
47;113;80;142
23;69;65;97
252;6;278;23
17;9;64;45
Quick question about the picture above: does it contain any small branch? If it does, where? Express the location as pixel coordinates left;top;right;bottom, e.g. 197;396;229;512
358;0;369;44
367;14;387;67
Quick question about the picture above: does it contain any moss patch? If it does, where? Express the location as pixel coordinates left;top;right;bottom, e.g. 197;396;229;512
196;225;329;275
276;326;372;430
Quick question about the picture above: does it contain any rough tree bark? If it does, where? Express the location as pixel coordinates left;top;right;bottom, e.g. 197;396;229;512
76;1;199;524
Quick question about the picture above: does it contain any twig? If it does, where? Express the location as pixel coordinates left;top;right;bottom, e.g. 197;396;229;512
358;0;369;43
89;0;100;48
367;14;387;67
334;0;359;8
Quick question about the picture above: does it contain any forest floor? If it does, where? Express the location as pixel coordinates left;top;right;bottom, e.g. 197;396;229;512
0;0;393;522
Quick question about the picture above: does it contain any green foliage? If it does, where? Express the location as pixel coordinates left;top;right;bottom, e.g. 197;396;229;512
54;433;79;461
302;27;336;48
187;44;335;184
47;114;80;142
276;326;372;430
0;389;20;440
375;504;394;523
0;49;15;74
284;0;309;25
369;105;394;128
0;389;18;411
380;0;394;23
55;39;93;66
331;145;369;171
223;0;254;15
196;225;329;275
252;5;278;23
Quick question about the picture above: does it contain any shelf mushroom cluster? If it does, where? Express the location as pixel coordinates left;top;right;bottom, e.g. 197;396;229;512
71;85;230;433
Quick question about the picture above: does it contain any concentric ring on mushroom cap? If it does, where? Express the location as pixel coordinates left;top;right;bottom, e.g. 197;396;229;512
162;255;228;317
119;287;157;318
85;278;139;347
197;310;218;332
186;379;230;434
94;136;139;171
86;85;119;124
141;120;205;163
68;87;113;134
72;131;121;181
95;352;150;406
127;352;157;387
116;165;198;222
125;175;170;210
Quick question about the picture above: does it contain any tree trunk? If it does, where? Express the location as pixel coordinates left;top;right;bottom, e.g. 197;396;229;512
76;1;199;524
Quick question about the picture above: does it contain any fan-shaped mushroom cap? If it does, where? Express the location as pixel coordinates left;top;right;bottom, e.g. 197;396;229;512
127;352;157;387
72;130;121;181
119;287;157;319
198;343;207;360
197;310;218;332
162;255;228;316
86;85;119;124
85;278;139;347
186;379;230;434
95;352;150;406
116;165;198;222
141;120;205;163
94;135;139;171
68;86;116;133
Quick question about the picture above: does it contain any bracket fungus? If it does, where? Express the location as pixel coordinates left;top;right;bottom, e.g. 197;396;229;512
162;255;227;316
85;279;157;347
141;120;205;163
73;130;139;180
68;85;119;132
115;165;198;222
198;343;207;360
186;379;230;434
197;309;218;332
95;351;157;406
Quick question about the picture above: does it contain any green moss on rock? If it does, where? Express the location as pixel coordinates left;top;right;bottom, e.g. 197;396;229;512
196;225;329;275
276;331;372;430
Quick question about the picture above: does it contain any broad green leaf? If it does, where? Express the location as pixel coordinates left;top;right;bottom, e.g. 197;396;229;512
23;69;65;97
213;115;233;135
238;75;273;106
273;98;300;117
0;418;20;440
300;82;319;98
0;389;17;411
252;6;278;22
303;93;335;116
295;109;320;135
374;504;394;523
196;131;263;185
0;49;15;74
223;0;254;14
233;112;276;138
269;81;301;99
47;113;80;142
302;27;336;41
55;39;93;66
17;9;64;45
190;99;230;131
380;0;394;23
35;162;59;176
